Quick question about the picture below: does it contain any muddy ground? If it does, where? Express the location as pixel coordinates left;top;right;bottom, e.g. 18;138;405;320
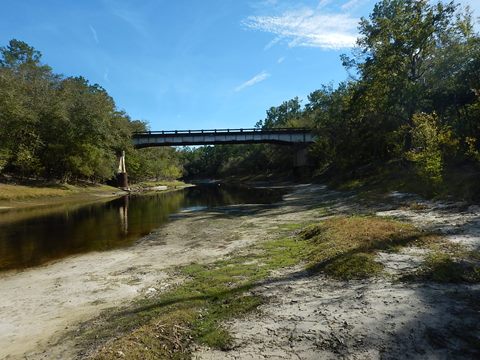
1;184;479;359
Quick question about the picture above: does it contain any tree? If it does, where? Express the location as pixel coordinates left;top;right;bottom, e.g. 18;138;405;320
345;0;458;151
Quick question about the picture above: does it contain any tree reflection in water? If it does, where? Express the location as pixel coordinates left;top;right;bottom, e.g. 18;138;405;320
0;184;285;271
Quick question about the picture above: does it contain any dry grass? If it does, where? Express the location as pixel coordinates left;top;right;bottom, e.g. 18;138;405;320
301;215;436;279
0;183;118;201
79;216;450;358
0;183;73;200
95;309;195;360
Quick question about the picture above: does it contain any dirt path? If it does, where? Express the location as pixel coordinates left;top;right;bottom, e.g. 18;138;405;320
0;184;326;359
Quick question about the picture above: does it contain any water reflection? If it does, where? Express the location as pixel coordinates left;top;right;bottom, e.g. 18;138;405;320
119;196;128;235
0;184;284;271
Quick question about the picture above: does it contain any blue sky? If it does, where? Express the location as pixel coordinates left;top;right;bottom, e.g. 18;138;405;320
1;0;478;130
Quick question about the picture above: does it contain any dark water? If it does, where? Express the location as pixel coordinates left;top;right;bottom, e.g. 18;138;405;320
0;184;284;272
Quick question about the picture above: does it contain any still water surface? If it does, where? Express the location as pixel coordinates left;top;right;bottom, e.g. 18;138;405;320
0;184;284;272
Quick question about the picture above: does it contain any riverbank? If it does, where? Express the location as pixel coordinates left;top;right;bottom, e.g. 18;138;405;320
1;183;479;359
84;186;480;360
0;180;191;211
0;182;125;211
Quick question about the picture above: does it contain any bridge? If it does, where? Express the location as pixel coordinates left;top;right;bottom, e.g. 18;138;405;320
118;128;316;189
132;128;315;148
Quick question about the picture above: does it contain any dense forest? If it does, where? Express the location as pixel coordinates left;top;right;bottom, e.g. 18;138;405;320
0;40;183;183
1;0;479;197
184;0;480;197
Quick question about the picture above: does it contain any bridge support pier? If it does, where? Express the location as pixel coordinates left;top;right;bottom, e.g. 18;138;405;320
117;150;129;190
293;146;308;167
293;146;312;178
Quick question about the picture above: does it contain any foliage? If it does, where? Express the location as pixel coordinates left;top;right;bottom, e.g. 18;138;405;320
3;0;480;189
0;39;183;183
182;0;480;195
406;112;458;187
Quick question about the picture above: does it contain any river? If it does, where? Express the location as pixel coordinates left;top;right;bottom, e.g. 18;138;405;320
0;184;284;272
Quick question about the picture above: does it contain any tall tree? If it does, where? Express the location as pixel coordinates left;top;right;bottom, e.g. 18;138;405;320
346;0;458;150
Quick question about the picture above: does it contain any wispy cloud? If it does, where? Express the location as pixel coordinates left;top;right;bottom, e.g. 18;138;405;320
103;0;150;38
235;71;270;92
341;0;366;11
89;24;99;44
104;68;110;82
264;36;282;50
277;56;285;64
243;6;358;50
317;0;332;9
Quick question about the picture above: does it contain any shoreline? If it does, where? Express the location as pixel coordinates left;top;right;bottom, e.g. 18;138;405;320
0;183;127;211
1;183;479;359
0;180;194;212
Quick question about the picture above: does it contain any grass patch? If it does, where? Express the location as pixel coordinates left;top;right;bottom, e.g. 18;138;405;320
82;216;435;358
276;223;304;231
84;236;307;359
0;183;118;201
411;252;480;283
301;215;433;279
322;253;383;279
0;183;73;200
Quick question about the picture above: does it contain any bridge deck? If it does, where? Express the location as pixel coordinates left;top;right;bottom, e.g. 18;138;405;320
132;128;315;148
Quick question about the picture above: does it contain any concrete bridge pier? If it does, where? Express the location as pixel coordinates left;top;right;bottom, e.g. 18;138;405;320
293;146;308;167
293;146;312;178
117;150;129;190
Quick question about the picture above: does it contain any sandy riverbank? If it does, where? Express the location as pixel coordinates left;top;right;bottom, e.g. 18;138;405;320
195;188;480;359
1;184;479;359
0;184;316;359
0;183;127;212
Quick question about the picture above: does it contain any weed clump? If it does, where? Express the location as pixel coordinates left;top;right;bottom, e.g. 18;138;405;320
302;216;427;279
417;253;480;283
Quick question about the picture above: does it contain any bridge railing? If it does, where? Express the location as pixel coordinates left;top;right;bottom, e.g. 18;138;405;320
132;127;312;135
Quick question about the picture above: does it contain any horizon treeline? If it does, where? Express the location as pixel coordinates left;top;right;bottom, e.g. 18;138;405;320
0;39;183;183
184;0;480;194
1;0;479;191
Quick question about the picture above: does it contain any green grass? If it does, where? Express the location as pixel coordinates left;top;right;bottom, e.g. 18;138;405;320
409;251;480;283
79;215;439;359
83;215;477;359
276;222;304;231
82;235;310;358
300;215;438;279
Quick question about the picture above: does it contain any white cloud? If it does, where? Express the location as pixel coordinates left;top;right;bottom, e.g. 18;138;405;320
235;71;270;92
277;56;285;63
317;0;332;9
244;7;358;50
264;36;282;50
341;0;367;11
89;25;99;44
